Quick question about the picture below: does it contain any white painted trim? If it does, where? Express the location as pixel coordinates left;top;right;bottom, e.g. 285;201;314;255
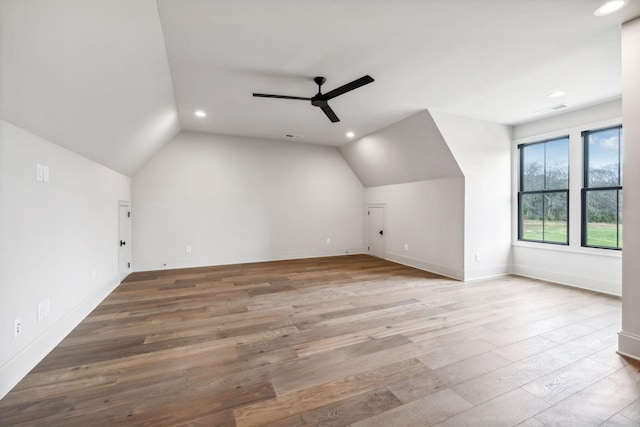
0;275;122;400
513;265;621;296
463;265;513;282
133;248;368;272
118;200;131;282
366;205;385;259
385;252;464;281
618;331;640;361
512;241;622;259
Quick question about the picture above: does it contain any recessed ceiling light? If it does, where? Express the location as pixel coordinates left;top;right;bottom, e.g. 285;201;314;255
194;110;206;118
346;131;355;138
548;90;566;98
594;0;628;16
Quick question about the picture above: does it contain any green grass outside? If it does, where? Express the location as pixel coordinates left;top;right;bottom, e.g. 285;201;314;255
522;220;567;243
586;222;622;248
522;220;621;247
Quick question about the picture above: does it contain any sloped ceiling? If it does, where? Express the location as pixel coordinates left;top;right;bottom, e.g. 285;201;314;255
340;110;462;188
1;1;638;175
0;0;179;176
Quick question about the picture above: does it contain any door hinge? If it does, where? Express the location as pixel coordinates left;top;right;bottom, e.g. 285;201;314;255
368;211;370;215
128;211;131;218
368;246;370;251
128;262;131;268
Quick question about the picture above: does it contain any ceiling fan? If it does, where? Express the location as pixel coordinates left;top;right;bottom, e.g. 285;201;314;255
252;75;374;123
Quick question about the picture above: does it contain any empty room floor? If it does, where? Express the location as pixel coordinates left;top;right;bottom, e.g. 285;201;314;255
0;255;637;426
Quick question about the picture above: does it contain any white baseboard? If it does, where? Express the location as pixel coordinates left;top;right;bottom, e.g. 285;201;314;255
618;331;640;361
463;264;513;282
0;276;121;400
513;265;621;296
384;253;464;281
133;247;368;272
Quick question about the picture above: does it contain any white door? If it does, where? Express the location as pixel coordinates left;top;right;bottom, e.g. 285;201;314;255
367;206;385;258
118;201;131;281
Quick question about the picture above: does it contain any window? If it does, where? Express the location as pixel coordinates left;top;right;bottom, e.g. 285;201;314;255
518;137;569;244
582;126;623;249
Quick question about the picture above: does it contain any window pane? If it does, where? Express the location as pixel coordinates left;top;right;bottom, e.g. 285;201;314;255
522;144;544;191
543;192;568;243
587;128;620;188
545;138;569;190
521;193;543;240
586;189;617;247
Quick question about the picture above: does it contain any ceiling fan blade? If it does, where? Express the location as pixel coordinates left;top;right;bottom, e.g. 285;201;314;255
252;93;311;101
320;105;340;123
324;75;374;100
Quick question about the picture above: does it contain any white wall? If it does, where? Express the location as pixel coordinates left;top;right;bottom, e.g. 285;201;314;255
366;178;465;279
619;17;640;359
0;120;131;399
430;111;513;280
132;131;365;270
511;105;623;295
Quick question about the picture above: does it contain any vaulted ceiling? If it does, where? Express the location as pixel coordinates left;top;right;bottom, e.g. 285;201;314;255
1;0;638;175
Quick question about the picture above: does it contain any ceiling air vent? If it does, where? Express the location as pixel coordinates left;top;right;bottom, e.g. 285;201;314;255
534;104;568;115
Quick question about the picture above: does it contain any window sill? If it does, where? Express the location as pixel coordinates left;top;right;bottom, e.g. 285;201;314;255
512;240;622;258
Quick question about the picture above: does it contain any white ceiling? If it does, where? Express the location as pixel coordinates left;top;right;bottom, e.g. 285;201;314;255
2;0;639;175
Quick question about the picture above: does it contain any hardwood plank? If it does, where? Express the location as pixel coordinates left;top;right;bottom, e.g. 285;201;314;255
433;388;549;427
417;338;496;369
492;335;558;362
233;358;428;427
534;363;640;426
433;351;512;387
351;388;472;427
521;357;616;404
387;369;447;403
451;353;568;405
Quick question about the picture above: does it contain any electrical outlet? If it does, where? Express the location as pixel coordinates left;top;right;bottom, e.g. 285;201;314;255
186;245;192;253
404;243;409;252
14;318;22;337
36;164;44;182
44;298;50;317
326;238;331;245
475;253;481;262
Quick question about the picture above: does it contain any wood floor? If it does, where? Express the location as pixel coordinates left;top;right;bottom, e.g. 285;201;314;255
1;255;637;426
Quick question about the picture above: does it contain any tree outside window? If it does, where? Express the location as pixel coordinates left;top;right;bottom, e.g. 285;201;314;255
582;126;623;249
518;137;569;244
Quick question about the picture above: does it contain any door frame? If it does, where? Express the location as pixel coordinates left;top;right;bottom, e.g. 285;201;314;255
367;204;385;258
118;200;131;281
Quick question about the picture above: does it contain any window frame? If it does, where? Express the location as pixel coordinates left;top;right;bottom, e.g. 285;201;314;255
581;125;623;250
517;136;570;245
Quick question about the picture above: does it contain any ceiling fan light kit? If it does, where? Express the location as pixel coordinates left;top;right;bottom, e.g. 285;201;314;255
253;75;374;123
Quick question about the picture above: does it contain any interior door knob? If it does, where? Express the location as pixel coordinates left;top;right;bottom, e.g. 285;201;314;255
379;230;384;236
120;240;126;247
